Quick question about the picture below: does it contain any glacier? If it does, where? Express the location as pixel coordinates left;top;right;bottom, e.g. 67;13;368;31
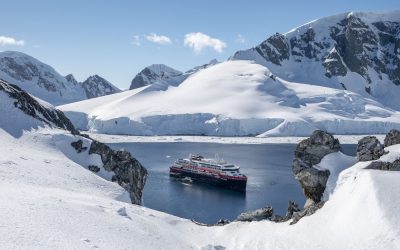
59;60;400;136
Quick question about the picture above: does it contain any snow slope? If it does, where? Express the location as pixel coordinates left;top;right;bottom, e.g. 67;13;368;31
1;80;400;249
1;126;400;249
59;60;400;136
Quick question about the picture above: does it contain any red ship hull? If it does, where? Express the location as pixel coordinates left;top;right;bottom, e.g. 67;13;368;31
170;166;247;192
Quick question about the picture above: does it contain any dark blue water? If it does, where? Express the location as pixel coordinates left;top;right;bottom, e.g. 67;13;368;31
108;142;357;224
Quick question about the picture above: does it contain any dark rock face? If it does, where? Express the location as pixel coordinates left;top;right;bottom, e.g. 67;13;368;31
384;129;400;147
323;48;347;77
356;136;384;161
256;33;290;65
65;74;79;86
129;64;182;90
331;15;375;83
89;141;148;205
88;165;100;173
293;130;341;203
70;139;87;153
81;75;121;99
365;160;400;171
0;79;78;134
236;12;400;96
235;206;273;222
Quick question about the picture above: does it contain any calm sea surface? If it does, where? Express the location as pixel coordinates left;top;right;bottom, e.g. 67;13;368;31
108;142;357;224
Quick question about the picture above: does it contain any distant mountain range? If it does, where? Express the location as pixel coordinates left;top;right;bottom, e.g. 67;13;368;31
0;51;120;105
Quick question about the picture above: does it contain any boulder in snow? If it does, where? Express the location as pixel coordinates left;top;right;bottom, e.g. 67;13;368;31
384;129;400;147
89;141;148;205
356;136;384;161
88;165;100;173
235;206;273;222
293;130;341;203
70;139;87;153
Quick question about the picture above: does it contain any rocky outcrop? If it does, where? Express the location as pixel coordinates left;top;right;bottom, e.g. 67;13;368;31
0;79;78;134
81;75;121;99
88;165;100;173
130;64;182;90
293;130;341;203
89;141;148;205
366;160;400;171
271;201;301;223
235;206;273;222
290;201;325;225
356;136;384;161
323;48;347;78
2;77;148;206
65;74;79;86
70;139;87;153
384;129;400;147
255;33;290;65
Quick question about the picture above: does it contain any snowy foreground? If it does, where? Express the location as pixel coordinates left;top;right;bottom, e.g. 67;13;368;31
1;127;399;249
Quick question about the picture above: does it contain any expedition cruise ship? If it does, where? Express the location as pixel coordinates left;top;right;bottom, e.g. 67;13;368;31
170;154;247;191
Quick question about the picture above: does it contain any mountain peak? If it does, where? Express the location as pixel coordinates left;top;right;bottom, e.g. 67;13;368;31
65;74;78;85
232;10;400;110
81;74;121;99
130;64;182;90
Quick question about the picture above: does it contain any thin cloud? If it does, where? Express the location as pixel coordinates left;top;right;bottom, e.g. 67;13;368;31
131;35;141;46
184;32;226;53
0;36;25;46
236;34;246;44
145;33;172;45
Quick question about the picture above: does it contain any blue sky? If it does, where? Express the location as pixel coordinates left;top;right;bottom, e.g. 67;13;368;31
0;0;399;89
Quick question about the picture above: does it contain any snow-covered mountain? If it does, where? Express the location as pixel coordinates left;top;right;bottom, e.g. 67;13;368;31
58;11;400;137
129;64;182;89
81;74;121;98
0;51;121;105
59;60;400;136
232;11;400;110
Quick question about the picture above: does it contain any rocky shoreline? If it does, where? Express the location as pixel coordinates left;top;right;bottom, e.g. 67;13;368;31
209;129;400;226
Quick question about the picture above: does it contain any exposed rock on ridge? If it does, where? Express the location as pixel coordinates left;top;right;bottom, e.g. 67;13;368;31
88;141;148;205
1;78;147;205
293;130;341;203
0;79;78;133
356;136;384;161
